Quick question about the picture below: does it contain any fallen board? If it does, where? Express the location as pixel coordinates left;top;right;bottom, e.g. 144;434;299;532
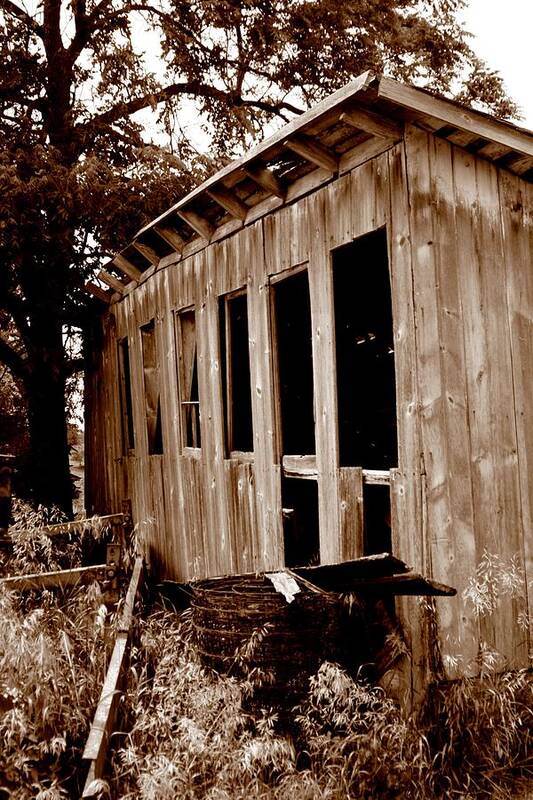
292;553;455;596
0;564;108;591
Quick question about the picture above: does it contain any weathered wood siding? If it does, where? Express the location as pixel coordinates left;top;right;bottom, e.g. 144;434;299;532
404;126;532;677
86;145;418;577
86;130;532;683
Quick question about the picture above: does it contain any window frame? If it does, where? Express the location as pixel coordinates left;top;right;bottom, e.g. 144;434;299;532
175;306;202;453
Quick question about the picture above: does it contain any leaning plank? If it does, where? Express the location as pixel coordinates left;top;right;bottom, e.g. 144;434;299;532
0;564;106;591
82;556;144;797
346;572;456;596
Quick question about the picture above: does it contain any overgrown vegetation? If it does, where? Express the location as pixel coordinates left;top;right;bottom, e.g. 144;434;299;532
111;607;532;800
0;503;115;799
1;509;531;799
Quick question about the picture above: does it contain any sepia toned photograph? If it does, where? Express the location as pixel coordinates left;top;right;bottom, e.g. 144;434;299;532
0;1;531;797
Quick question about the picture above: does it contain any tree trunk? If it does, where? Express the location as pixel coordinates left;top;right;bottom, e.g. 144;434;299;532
24;325;73;515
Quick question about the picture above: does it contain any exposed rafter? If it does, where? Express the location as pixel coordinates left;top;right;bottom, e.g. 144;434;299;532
98;270;126;294
340;107;402;140
284;133;338;173
207;186;249;220
132;241;160;266
154;224;185;252
178;209;214;241
85;281;113;304
113;254;142;283
244;161;285;198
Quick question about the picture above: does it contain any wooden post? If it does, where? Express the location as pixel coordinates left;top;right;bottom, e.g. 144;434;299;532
0;454;15;542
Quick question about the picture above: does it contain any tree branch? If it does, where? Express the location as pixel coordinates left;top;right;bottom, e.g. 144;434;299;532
0;0;43;36
84;81;304;129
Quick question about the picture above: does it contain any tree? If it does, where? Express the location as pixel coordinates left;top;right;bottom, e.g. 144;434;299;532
0;0;517;513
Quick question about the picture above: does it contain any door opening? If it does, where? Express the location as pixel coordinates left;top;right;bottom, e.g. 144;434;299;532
332;228;396;556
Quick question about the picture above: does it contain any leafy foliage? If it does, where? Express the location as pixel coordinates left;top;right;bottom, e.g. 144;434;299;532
0;0;519;509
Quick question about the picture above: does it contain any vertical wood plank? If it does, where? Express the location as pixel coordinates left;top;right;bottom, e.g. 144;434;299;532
397;131;431;703
471;156;526;666
247;222;284;569
499;171;533;655
308;186;340;564
351;153;388;240
338;467;364;559
452;147;526;667
427;135;478;674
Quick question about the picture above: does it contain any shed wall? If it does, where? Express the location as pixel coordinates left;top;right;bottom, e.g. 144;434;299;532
86;132;532;685
86;144;423;578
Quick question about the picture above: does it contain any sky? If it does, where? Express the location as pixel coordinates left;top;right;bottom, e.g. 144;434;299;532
462;0;533;129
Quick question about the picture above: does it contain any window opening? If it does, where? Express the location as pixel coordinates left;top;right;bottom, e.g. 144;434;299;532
140;320;163;455
219;290;254;454
332;228;397;470
118;337;135;453
272;269;315;455
281;477;320;568
363;484;392;555
176;308;201;449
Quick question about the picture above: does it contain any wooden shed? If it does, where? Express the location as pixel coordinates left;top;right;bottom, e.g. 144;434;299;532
85;72;532;693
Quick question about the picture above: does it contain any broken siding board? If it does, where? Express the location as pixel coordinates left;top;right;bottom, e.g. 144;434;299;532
226;460;258;574
427;135;478;673
308;185;340;565
499;171;533;653
248;221;284;569
338;467;364;560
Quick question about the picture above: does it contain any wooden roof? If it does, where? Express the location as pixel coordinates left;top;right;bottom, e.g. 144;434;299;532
89;72;533;302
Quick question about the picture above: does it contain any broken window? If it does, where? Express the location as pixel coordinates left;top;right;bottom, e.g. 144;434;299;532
140;320;163;455
118;337;135;454
332;228;397;470
219;290;254;454
176;308;201;449
272;269;315;456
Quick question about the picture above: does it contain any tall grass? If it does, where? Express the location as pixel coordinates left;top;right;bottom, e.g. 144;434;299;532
0;501;115;799
112;595;532;800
